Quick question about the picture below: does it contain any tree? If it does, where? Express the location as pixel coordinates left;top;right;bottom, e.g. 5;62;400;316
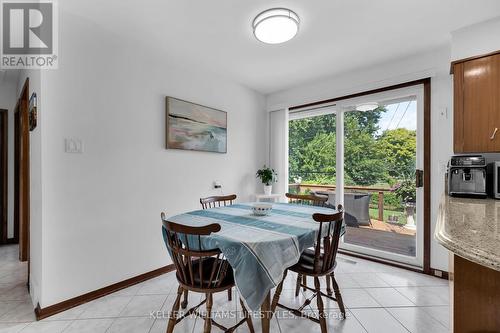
377;128;416;182
343;110;386;185
289;114;336;183
300;132;336;184
288;107;420;187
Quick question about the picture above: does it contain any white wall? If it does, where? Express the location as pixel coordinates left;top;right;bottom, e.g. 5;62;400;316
267;46;453;271
451;16;500;60
0;78;18;239
15;70;44;306
32;10;266;307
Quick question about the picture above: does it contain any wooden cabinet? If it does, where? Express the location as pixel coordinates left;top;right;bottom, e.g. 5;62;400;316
453;53;500;153
449;254;500;332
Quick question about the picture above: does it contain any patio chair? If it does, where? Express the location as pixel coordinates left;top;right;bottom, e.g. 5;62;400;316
312;191;372;227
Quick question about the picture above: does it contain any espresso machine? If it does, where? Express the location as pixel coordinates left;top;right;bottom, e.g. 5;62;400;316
447;155;487;198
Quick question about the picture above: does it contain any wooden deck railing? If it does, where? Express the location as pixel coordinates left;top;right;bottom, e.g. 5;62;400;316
288;183;394;221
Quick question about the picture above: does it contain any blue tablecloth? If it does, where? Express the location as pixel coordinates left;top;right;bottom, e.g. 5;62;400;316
163;203;342;311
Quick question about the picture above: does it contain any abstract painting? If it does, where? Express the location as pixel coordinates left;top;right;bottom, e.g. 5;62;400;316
166;97;227;153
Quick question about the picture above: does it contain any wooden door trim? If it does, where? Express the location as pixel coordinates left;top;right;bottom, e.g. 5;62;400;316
289;78;431;111
35;264;175;320
290;78;433;275
450;49;500;74
422;79;431;273
0;109;7;244
15;78;30;261
453;62;465;152
14;108;19;243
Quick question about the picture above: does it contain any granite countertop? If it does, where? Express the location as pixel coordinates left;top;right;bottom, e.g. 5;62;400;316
435;194;500;272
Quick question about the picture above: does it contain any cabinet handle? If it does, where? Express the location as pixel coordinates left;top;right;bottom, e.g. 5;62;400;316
490;128;498;140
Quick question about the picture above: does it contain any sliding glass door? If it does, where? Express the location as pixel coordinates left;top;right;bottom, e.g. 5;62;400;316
288;85;424;268
289;109;336;192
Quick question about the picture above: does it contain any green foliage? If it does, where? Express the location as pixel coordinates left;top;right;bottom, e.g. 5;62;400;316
394;174;417;203
383;192;403;210
377;128;416;180
369;192;402;211
289;108;390;186
289;113;337;184
288;107;417;212
344;112;385;185
301;132;336;175
256;166;277;186
289;109;416;186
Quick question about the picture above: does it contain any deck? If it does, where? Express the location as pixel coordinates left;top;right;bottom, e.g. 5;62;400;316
344;224;416;257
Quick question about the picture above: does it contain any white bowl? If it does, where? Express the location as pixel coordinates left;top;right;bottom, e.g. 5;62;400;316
252;203;273;216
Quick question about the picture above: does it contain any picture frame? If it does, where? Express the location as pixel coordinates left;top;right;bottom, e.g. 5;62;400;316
166;97;227;153
29;93;37;131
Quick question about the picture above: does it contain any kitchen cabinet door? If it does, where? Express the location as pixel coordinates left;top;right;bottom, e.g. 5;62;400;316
487;54;500;152
456;54;500;153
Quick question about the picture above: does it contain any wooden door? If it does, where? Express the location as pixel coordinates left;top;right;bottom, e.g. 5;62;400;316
461;54;500;152
0;109;7;244
15;79;30;262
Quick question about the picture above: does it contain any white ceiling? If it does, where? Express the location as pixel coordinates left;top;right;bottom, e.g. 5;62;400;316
65;0;500;94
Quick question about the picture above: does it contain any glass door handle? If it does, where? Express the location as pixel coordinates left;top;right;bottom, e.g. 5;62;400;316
415;169;424;188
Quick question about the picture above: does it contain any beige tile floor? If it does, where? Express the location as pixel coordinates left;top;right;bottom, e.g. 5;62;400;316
0;244;450;332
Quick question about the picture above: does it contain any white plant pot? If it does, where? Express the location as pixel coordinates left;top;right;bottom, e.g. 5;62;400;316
405;215;416;230
404;202;417;230
263;185;272;195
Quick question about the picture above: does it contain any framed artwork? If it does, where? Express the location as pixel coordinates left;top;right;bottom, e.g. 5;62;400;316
29;93;37;131
166;97;227;153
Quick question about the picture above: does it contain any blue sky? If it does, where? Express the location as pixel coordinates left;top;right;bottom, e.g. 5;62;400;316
376;100;417;135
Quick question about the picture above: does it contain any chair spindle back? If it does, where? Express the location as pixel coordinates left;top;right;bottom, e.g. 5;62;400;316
161;213;229;290
200;194;237;209
285;193;328;207
311;204;344;274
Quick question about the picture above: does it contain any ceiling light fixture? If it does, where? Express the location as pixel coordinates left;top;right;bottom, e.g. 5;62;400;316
253;8;300;44
356;103;379;112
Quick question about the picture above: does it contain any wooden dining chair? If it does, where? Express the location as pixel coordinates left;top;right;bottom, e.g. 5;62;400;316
270;205;346;333
161;213;254;333
286;192;329;207
179;195;238;310
200;194;237;209
285;193;330;296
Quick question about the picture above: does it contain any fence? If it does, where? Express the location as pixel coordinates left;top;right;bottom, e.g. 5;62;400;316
288;183;395;221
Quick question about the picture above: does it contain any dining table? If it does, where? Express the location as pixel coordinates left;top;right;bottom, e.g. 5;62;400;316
164;202;343;333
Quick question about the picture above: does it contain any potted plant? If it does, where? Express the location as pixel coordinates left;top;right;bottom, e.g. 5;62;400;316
394;175;417;229
256;166;277;195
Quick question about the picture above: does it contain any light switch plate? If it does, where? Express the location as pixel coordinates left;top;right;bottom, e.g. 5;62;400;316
65;138;84;153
